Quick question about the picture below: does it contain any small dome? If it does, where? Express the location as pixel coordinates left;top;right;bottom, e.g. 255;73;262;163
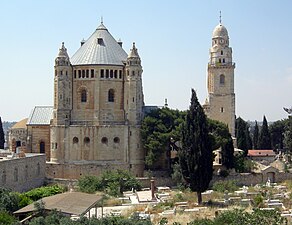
212;24;228;38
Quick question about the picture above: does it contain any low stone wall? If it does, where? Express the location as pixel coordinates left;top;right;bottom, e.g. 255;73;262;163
0;154;46;192
46;162;130;179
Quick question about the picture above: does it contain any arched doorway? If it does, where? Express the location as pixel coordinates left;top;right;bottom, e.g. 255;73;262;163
40;141;45;154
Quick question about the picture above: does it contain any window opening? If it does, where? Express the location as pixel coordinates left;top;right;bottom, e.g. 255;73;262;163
108;89;115;102
81;89;87;102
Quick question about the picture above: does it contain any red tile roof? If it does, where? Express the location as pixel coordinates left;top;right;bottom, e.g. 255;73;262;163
247;150;276;157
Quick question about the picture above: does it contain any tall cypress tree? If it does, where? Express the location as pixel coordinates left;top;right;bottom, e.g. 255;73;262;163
253;121;259;149
179;89;213;204
236;117;252;155
0;117;4;149
258;115;272;149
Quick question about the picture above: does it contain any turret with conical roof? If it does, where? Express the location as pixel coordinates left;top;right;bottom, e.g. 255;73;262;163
53;42;73;126
125;42;144;125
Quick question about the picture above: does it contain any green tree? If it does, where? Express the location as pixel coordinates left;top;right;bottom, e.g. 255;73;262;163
258;116;272;149
208;119;234;169
253;121;259;149
235;117;252;155
0;117;5;149
77;170;141;196
270;119;287;150
179;89;213;205
0;187;20;213
141;107;185;169
284;116;292;153
0;211;17;225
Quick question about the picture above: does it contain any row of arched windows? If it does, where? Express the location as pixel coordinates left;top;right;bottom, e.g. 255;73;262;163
72;136;120;145
100;69;123;79
80;89;115;103
74;69;95;79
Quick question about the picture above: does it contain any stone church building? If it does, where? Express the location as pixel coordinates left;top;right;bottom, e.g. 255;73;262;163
8;20;236;179
47;22;145;178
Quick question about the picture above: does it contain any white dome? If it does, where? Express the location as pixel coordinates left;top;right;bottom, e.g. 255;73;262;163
212;24;228;38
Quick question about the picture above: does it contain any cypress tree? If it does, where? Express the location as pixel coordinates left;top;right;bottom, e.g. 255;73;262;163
258;115;272;149
284;116;292;153
253;121;259;149
236;117;252;155
179;89;213;204
0;117;4;149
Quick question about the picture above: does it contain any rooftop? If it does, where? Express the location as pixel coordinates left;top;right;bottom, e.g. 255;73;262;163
11;118;28;129
70;23;128;66
14;192;102;216
248;150;276;157
27;106;53;125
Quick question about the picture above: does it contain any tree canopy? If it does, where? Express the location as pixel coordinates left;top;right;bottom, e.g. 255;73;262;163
258;116;271;149
253;121;259;149
235;117;252;155
0;117;5;149
141;107;185;169
208;119;234;169
179;89;213;204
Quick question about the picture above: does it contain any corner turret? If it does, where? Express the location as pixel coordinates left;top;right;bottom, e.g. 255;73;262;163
53;42;73;126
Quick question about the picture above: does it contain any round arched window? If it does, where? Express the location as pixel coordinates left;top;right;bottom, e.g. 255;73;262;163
73;137;79;144
114;137;120;143
101;137;108;144
84;137;90;144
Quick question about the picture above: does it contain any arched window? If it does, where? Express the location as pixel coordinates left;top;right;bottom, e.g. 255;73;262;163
81;89;87;102
37;163;40;176
14;168;18;182
2;170;6;184
101;137;108;144
108;89;115;102
84;137;90;144
220;74;225;85
40;141;45;153
73;137;79;144
114;137;120;143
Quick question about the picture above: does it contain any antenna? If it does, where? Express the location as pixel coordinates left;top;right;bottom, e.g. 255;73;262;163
101;16;103;24
219;11;222;24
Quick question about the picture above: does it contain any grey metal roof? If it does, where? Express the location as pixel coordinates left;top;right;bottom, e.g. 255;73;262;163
27;106;53;125
70;23;128;66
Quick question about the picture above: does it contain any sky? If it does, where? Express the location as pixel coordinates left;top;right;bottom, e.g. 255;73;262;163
0;1;292;122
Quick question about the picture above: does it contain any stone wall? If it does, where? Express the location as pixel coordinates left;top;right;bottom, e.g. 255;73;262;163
27;125;51;161
46;162;130;179
0;154;46;192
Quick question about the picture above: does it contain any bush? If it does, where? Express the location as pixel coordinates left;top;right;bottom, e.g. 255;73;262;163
212;180;238;193
0;210;17;225
24;185;65;201
77;170;141;196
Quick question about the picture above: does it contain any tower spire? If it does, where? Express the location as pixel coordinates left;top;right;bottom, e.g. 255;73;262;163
101;16;103;24
219;11;222;24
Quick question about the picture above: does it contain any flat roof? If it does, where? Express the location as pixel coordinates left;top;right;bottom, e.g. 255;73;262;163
14;192;102;216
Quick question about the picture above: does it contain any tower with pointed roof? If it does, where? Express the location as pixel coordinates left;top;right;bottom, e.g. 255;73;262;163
49;22;145;178
203;20;236;136
53;43;72;126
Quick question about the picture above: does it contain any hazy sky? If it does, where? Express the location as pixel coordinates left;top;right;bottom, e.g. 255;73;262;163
1;1;291;122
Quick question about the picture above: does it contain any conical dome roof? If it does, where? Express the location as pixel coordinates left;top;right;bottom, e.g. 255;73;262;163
212;23;228;38
70;23;128;66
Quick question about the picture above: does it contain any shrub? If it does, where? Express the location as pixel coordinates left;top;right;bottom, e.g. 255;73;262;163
24;185;65;201
212;180;238;193
77;170;141;196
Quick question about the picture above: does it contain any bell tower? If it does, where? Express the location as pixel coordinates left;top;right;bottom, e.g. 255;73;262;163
204;20;235;136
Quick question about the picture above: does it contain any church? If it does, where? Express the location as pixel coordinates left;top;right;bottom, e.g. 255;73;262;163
8;19;235;179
